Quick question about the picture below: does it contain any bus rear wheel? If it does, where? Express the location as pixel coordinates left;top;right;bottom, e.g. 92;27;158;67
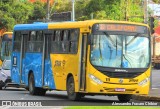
67;76;81;101
117;94;132;102
29;73;46;96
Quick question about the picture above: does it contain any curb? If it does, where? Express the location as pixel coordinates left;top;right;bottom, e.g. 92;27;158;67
132;95;160;101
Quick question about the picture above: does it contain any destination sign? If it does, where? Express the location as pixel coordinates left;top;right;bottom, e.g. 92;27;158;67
93;24;148;34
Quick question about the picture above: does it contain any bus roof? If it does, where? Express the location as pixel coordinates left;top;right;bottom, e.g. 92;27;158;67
14;23;48;31
14;20;149;31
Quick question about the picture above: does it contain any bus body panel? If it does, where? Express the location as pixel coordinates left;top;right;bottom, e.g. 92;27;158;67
44;57;56;89
86;63;151;94
11;52;21;84
23;53;43;87
50;54;80;91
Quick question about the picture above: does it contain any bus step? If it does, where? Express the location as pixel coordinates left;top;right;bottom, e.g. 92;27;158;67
79;89;85;92
42;86;49;89
20;83;26;88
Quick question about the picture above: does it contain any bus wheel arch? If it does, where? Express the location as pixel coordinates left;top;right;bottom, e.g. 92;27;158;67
28;70;33;84
66;73;81;101
28;71;46;96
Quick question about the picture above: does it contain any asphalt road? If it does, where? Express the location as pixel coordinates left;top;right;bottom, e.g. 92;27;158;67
0;69;159;106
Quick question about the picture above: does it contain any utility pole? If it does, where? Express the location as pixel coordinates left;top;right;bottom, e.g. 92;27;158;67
46;0;50;22
72;0;75;21
144;0;148;23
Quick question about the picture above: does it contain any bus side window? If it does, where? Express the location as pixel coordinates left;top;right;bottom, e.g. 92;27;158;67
69;29;79;53
13;31;21;52
35;31;43;52
27;31;36;52
52;30;61;53
62;30;69;53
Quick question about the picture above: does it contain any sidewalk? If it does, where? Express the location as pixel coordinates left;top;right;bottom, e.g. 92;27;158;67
132;88;160;101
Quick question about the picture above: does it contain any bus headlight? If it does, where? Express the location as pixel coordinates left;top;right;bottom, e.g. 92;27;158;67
88;74;103;84
138;78;149;86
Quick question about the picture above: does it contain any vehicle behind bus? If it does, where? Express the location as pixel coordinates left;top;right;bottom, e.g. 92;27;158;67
11;20;151;102
0;32;13;62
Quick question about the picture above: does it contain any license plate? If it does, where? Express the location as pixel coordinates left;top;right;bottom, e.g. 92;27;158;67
115;88;125;92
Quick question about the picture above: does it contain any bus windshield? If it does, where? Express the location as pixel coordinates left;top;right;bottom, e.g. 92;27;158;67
0;33;13;61
90;32;150;68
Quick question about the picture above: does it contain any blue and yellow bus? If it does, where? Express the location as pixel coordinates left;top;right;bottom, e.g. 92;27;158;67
11;20;151;102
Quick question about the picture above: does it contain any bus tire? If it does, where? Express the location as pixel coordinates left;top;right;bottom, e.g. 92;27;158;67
0;87;2;90
117;94;132;102
29;73;39;95
67;76;81;101
25;87;29;91
38;88;46;96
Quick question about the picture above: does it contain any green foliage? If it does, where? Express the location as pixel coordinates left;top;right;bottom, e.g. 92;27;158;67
29;1;46;21
75;0;144;22
0;0;147;31
0;0;45;31
152;0;160;3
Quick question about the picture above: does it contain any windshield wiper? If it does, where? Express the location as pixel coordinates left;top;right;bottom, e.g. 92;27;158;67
103;31;118;55
122;54;132;68
126;33;140;46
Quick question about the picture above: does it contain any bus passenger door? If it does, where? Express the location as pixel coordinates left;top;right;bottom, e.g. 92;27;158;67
79;33;88;91
12;31;28;85
42;30;55;89
21;32;28;84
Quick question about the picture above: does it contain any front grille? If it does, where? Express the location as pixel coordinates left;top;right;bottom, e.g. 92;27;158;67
102;71;143;78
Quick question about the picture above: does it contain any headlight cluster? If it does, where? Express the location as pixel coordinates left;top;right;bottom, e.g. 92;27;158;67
88;74;103;84
138;78;150;86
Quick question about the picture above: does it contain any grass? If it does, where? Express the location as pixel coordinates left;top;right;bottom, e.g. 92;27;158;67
65;106;160;109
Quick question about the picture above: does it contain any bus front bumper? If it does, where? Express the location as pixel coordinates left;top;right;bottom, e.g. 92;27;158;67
86;79;150;95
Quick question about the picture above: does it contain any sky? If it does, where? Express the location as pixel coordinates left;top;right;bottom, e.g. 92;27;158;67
148;4;160;16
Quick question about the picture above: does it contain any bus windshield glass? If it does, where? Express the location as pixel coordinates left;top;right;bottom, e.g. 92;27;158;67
90;24;150;68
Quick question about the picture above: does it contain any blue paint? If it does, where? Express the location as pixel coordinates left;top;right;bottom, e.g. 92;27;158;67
44;57;56;89
14;23;48;31
23;53;42;87
11;52;21;84
11;52;56;89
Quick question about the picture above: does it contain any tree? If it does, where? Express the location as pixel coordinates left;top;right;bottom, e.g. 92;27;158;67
152;0;160;3
29;1;46;22
81;0;144;22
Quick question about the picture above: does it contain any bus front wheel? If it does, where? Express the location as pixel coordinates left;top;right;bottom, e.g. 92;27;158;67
117;94;132;102
67;76;81;101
